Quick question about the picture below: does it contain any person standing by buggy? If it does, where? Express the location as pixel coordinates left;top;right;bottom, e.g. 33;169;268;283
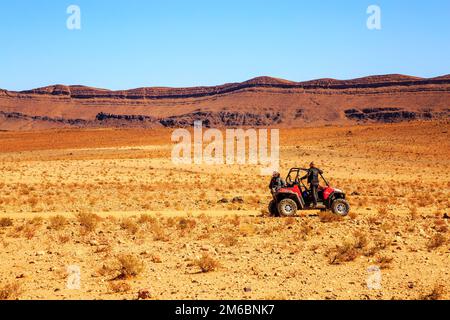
301;162;323;208
269;171;286;193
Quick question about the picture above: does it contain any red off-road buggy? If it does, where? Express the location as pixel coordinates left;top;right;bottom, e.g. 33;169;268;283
269;168;350;217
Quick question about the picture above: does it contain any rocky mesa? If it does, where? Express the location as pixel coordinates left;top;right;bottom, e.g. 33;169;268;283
0;74;449;130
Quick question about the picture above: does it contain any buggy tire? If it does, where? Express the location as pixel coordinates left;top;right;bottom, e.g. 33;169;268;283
268;200;279;217
278;199;298;217
331;199;350;216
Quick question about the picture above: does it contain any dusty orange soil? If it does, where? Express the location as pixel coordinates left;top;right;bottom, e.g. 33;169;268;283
0;121;449;300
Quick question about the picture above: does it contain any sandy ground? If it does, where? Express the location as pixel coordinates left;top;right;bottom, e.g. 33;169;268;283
0;121;449;300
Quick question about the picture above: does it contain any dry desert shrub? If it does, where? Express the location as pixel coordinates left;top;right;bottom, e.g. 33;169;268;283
150;222;169;242
22;224;39;240
77;212;101;233
114;254;145;280
57;233;71;244
221;235;238;247
326;242;359;265
108;281;132;293
262;222;283;236
138;214;157;225
194;253;220;273
29;216;44;226
120;217;140;234
348;211;358;220
239;223;256;237
426;233;447;250
12;220;40;240
0;282;22;300
49;215;67;230
230;215;240;227
0;217;13;228
165;217;176;228
353;230;369;249
177;218;197;232
319;212;343;223
376;255;394;269
364;234;392;257
298;221;313;240
366;215;382;226
433;219;449;234
284;217;296;226
408;207;419;220
377;206;389;216
420;284;446;300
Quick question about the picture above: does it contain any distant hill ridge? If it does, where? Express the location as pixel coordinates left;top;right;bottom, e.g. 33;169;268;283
5;74;450;100
0;74;449;130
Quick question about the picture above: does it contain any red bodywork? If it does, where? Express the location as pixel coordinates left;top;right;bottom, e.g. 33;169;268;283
279;185;336;201
278;185;301;197
278;185;335;201
322;187;335;200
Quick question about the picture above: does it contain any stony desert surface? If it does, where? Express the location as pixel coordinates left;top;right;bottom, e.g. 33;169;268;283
0;120;449;300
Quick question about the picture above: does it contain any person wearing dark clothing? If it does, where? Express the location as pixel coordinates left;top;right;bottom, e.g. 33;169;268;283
269;171;286;193
301;162;323;207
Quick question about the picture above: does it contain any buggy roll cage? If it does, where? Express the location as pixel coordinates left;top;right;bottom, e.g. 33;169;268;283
285;168;330;190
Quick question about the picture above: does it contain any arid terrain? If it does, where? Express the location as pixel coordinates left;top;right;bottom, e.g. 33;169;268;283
0;120;449;300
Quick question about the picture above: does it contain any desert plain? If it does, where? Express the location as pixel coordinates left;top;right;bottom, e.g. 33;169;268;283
0;120;449;300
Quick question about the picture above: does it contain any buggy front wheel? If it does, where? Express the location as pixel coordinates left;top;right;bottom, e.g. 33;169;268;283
331;199;350;216
278;199;298;217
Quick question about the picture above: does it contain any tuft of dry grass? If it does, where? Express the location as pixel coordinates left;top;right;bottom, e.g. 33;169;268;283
76;212;100;233
29;217;43;226
194;253;220;273
108;281;132;293
114;254;145;280
177;218;197;231
0;217;13;228
221;235;238;247
408;207;419;220
120;218;139;235
433;219;449;234
57;233;71;244
0;282;22;300
376;255;394;269
49;215;67;230
150;222;169;242
138;214;157;225
377;206;389;216
348;211;358;220
319;212;343;223
420;284;446;300
426;233;447;250
326;242;359;265
353;230;368;249
239;223;256;237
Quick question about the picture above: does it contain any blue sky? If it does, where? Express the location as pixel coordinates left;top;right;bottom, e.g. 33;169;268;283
1;0;449;91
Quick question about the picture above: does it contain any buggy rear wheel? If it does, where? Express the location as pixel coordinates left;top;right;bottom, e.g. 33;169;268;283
268;200;279;217
278;198;298;217
331;199;350;216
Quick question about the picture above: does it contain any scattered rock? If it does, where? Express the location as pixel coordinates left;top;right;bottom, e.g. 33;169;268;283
137;289;152;300
243;287;252;293
232;197;244;204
